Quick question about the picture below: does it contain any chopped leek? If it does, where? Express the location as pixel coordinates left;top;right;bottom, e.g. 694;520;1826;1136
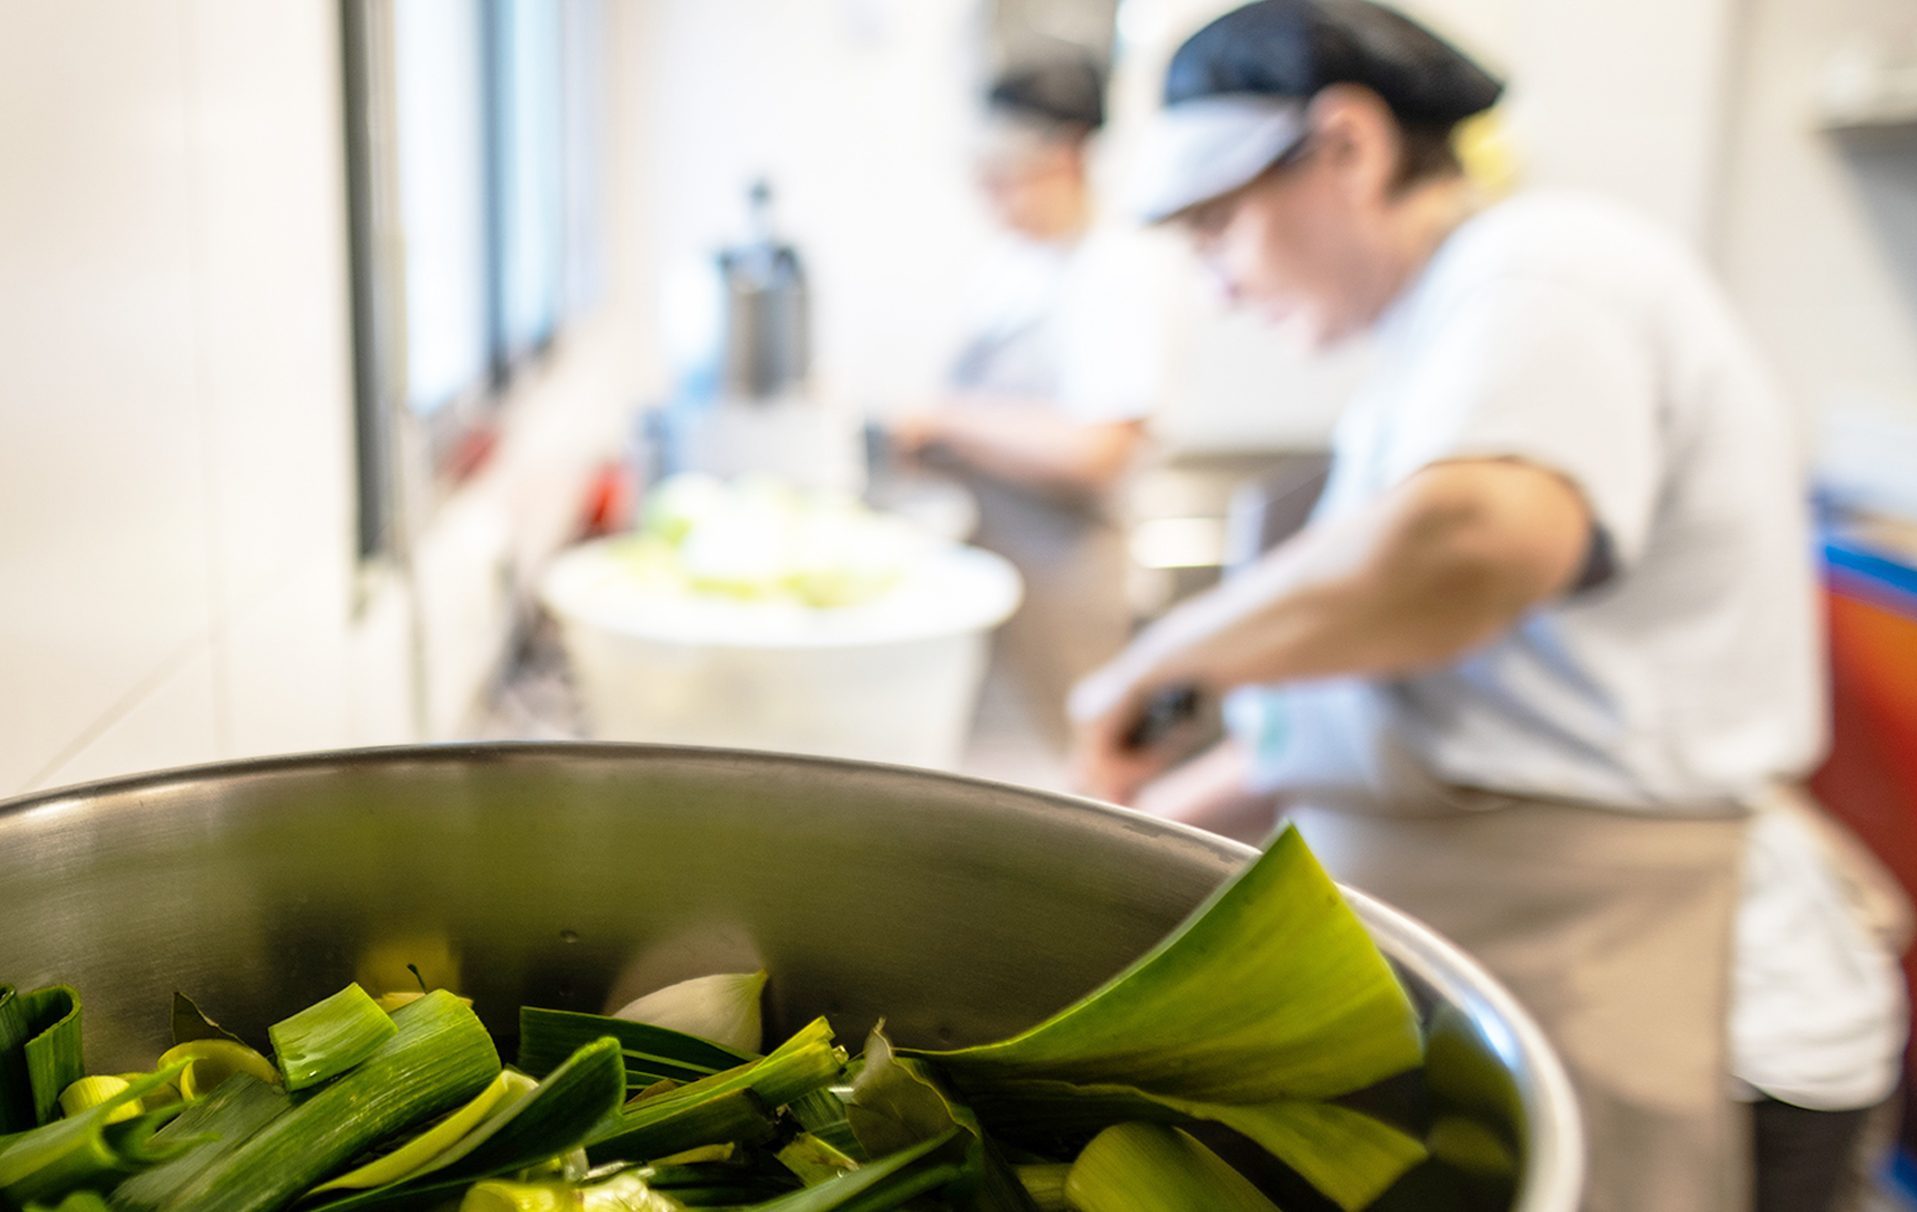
25;1192;111;1212
1;986;36;1133
845;1028;1035;1212
310;1036;626;1212
56;1077;138;1124
916;828;1421;1100
0;986;85;1130
744;1131;965;1212
154;1038;280;1102
588;1019;844;1164
268;984;397;1092
109;1073;290;1212
518;1008;747;1091
152;990;499;1212
1064;1123;1280;1212
308;1070;519;1193
0;1064;186;1206
610;971;767;1055
462;1171;685;1211
1428;1114;1518;1180
1012;1163;1068;1211
787;1089;864;1161
775;1134;859;1186
582;1089;774;1170
0;823;1447;1210
909;826;1426;1211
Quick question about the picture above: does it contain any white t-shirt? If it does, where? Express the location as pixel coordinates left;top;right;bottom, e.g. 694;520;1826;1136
948;224;1176;424
1223;190;1902;1110
1240;190;1827;812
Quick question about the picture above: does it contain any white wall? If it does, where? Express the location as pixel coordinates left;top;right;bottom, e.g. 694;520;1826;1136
1714;0;1917;510
0;0;357;793
1504;0;1746;242
629;0;1758;457
636;0;997;410
0;0;651;793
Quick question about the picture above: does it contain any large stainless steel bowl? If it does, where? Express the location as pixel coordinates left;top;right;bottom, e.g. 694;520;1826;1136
0;744;1580;1210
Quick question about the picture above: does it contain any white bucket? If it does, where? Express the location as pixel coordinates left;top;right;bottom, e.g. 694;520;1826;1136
539;539;1022;769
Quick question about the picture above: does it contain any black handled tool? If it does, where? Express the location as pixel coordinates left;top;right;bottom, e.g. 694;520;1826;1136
1121;685;1202;753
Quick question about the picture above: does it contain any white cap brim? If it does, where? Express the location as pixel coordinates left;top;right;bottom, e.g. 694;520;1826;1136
1126;94;1310;224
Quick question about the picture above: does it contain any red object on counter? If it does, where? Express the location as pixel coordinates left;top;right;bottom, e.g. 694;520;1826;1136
1810;575;1917;1150
579;458;640;537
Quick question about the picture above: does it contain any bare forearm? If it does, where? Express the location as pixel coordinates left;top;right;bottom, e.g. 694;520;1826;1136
1069;461;1591;805
1125;464;1591;693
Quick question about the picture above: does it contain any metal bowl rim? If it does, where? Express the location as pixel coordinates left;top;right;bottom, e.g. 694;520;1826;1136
0;741;1584;1209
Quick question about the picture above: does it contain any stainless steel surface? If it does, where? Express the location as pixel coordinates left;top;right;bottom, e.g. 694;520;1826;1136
717;180;809;400
0;744;1581;1210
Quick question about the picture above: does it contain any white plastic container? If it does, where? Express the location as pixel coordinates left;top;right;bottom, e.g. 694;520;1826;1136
539;539;1022;769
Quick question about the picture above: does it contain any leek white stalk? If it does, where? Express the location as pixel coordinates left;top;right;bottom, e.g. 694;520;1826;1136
56;1076;140;1124
154;1039;280;1101
610;972;766;1054
461;1171;685;1211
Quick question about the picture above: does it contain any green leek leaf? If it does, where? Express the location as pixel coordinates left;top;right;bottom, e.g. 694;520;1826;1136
587;1020;843;1165
745;1130;963;1212
1427;1115;1517;1181
1;988;35;1134
1012;1164;1068;1211
637;1147;800;1205
109;1073;292;1212
311;1036;626;1212
97;1104;193;1169
906;827;1426;1210
0;1063;185;1206
959;1077;1422;1211
775;1134;859;1186
583;1090;773;1171
461;1170;686;1211
154;1040;279;1103
913;827;1422;1103
1064;1123;1280;1212
845;1027;1036;1211
785;1090;863;1162
416;1038;624;1184
19;988;83;1129
518;1009;746;1091
55;1079;138;1125
152;990;499;1212
308;1071;519;1193
269;986;398;1093
26;1192;112;1212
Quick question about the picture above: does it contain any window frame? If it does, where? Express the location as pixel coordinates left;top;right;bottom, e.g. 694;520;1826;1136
339;0;603;563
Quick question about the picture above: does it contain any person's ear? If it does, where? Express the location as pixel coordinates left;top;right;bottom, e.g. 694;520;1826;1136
1305;85;1399;206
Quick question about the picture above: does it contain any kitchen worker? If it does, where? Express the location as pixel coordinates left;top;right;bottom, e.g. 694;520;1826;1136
1067;2;1876;1209
892;57;1178;751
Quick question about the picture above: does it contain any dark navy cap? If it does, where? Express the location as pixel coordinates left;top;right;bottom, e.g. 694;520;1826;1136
1131;1;1501;221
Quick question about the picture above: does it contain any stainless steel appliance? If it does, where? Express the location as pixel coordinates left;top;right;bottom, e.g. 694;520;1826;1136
715;179;809;401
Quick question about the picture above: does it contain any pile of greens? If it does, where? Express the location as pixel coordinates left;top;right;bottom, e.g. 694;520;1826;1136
610;475;930;610
0;829;1436;1211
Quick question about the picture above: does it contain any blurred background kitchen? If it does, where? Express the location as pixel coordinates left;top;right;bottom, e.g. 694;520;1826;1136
4;0;1917;1194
